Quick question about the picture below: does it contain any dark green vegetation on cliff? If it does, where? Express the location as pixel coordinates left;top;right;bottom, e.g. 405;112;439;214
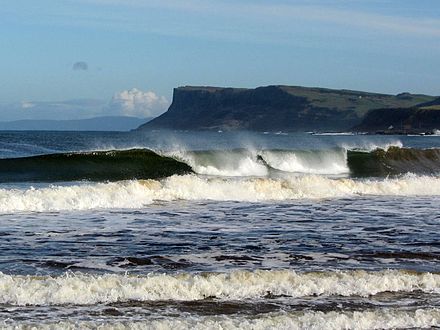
137;86;435;132
355;97;440;133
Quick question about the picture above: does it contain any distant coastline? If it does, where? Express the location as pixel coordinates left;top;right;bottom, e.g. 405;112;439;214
136;85;439;134
0;116;150;131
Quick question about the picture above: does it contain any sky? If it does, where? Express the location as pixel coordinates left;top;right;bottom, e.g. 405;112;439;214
0;0;440;121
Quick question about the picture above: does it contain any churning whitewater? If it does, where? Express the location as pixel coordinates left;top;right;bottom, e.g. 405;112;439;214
1;269;440;306
1;174;440;212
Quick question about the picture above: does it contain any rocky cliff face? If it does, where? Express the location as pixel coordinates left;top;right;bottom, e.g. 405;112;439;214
137;86;435;132
355;99;440;133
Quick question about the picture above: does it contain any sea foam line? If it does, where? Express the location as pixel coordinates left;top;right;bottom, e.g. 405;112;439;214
1;174;440;212
1;269;439;306
3;309;440;330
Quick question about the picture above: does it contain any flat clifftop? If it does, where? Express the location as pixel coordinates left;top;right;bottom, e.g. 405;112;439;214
176;86;248;93
138;85;436;132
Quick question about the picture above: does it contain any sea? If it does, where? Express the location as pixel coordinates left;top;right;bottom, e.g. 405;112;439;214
1;130;440;329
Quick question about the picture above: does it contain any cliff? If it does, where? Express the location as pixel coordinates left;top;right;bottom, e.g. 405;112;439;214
354;98;440;133
137;86;435;132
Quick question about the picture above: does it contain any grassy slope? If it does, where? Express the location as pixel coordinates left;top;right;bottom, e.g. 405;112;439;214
280;86;434;117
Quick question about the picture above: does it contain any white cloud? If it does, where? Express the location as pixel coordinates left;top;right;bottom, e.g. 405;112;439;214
109;88;169;118
21;101;35;109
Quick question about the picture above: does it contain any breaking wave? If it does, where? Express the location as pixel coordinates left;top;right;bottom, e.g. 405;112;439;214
1;269;439;306
174;149;269;177
1;174;440;212
348;147;440;177
1;145;440;182
260;149;347;175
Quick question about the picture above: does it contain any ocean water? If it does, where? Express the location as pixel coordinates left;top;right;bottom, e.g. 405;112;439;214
1;130;440;329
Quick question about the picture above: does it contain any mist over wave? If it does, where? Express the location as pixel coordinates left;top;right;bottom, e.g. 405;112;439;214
260;149;348;175
169;140;404;177
1;174;440;212
172;149;269;177
0;139;429;182
339;140;403;152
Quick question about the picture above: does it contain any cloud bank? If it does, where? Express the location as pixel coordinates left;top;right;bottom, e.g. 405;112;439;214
108;88;169;118
0;88;169;121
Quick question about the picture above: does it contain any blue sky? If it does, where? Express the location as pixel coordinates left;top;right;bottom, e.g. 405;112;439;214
0;0;439;120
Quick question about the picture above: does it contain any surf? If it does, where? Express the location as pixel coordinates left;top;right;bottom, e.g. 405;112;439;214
1;174;440;212
1;269;439;306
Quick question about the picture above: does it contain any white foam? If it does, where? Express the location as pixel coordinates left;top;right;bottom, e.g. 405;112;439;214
260;150;348;175
192;156;268;176
341;140;403;152
1;269;439;306
171;150;268;177
312;132;354;136
1;174;440;212
0;181;154;212
5;309;440;330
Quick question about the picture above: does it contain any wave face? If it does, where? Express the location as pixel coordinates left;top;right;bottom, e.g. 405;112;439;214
1;174;440;212
6;309;440;330
1;269;439;306
0;149;192;182
347;147;440;177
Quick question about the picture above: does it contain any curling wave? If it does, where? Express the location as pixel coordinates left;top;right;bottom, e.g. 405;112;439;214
1;269;439;306
0;149;192;182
